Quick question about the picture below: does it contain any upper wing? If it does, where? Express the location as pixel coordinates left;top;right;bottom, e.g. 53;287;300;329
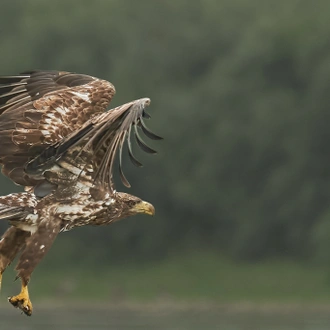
26;98;162;192
0;70;115;186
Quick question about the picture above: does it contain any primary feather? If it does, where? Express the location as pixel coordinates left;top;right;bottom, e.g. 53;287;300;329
0;70;161;316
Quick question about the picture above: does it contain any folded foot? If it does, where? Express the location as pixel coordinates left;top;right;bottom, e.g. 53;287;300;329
8;285;33;316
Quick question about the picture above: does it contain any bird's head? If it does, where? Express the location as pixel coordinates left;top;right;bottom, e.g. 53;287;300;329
105;192;155;221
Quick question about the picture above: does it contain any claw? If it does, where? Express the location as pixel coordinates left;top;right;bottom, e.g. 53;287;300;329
8;284;33;316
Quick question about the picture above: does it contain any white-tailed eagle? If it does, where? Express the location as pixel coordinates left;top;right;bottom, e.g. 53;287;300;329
0;70;162;316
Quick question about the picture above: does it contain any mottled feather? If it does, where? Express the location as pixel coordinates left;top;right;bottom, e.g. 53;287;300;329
26;97;162;190
0;71;115;186
0;70;161;316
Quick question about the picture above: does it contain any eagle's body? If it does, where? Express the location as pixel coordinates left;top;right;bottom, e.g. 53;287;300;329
0;71;161;316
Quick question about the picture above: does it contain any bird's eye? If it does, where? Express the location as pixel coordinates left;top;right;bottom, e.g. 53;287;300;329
127;200;137;207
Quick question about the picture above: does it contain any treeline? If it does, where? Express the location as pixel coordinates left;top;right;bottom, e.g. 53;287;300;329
0;0;330;265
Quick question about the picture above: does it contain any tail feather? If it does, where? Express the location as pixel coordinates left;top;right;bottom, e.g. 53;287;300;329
0;192;37;222
0;204;28;221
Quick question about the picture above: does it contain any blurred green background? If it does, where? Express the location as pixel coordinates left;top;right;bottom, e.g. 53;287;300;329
1;0;330;307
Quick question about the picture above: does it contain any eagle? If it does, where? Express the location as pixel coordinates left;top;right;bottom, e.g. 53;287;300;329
0;70;162;316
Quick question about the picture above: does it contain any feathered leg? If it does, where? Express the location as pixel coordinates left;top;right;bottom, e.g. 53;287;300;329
0;191;38;316
8;207;61;316
0;192;37;292
0;227;30;288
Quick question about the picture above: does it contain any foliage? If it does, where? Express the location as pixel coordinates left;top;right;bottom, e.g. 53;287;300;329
0;0;330;264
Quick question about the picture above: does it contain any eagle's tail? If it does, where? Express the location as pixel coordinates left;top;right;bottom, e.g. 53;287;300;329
0;192;37;222
0;204;28;222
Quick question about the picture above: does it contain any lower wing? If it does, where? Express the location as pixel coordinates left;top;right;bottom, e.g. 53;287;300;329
25;98;162;191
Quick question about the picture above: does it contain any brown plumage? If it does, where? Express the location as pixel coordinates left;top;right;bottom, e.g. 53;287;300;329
0;70;162;316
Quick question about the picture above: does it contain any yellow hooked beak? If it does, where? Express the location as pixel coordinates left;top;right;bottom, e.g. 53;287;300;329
132;201;155;216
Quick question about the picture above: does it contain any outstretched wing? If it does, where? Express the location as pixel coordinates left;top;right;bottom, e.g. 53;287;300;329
26;98;162;192
0;70;115;186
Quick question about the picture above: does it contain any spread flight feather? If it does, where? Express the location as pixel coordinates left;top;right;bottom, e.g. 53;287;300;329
0;70;161;316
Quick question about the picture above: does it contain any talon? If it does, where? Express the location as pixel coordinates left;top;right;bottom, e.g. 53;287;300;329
8;284;33;316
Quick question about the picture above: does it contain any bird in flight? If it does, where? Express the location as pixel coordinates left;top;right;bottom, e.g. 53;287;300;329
0;70;162;316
